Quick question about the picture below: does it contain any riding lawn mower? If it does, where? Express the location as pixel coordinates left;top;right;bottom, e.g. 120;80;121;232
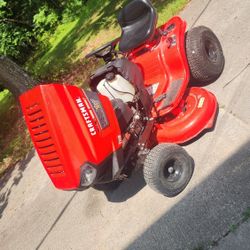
19;0;224;197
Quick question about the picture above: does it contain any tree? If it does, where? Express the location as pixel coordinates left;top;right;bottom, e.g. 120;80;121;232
0;1;90;63
0;0;61;61
0;56;36;98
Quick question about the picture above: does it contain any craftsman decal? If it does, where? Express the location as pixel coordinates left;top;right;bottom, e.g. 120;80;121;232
76;97;97;136
84;90;109;129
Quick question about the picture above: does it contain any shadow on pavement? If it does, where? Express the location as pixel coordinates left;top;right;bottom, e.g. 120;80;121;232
0;149;35;219
103;169;147;203
126;141;250;250
35;169;146;249
181;106;220;147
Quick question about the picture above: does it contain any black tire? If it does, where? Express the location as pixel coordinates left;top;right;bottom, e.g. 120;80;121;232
143;144;194;197
186;26;225;85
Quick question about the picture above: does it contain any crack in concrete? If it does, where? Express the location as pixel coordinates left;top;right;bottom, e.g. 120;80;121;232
36;192;78;250
191;0;213;28
206;210;250;249
222;108;250;129
223;63;250;89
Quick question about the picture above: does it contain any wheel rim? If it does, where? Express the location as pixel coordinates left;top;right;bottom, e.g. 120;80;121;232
162;159;183;183
205;39;218;63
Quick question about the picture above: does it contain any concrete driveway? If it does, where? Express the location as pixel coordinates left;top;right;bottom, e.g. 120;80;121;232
1;0;250;249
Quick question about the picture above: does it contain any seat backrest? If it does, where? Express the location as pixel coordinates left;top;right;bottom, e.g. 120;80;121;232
118;0;157;52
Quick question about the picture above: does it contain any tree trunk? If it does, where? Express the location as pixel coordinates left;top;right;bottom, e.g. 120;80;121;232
0;18;33;28
0;56;36;98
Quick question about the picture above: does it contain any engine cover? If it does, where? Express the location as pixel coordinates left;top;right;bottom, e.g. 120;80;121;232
20;84;123;190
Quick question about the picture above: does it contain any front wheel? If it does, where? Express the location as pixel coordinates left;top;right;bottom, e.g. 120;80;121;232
143;144;194;197
186;26;225;85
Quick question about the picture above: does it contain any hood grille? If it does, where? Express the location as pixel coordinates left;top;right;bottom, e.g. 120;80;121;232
26;103;65;176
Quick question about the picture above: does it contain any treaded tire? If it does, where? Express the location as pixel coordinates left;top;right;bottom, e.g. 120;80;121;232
143;144;194;197
186;26;225;85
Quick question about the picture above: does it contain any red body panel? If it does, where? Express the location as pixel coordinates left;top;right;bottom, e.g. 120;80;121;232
128;16;218;143
20;84;122;190
130;16;190;117
155;87;218;144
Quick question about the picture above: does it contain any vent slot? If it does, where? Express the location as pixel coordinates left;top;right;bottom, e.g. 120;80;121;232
34;129;49;135
26;103;65;176
47;166;64;174
31;124;47;132
36;139;54;148
41;152;59;161
38;145;56;153
30;118;47;129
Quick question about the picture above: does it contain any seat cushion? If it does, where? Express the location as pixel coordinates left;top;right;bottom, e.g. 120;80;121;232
118;0;157;52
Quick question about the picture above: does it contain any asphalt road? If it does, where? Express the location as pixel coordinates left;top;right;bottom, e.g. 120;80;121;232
1;0;250;249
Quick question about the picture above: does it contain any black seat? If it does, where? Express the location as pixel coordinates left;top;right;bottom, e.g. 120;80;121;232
118;0;157;53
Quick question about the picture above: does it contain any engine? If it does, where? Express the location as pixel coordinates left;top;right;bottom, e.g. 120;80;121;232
95;72;151;168
96;73;139;133
97;73;136;103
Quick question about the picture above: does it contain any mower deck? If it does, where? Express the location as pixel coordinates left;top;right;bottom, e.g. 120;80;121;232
155;87;218;144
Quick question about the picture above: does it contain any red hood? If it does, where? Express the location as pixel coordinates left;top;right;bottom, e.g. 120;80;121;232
20;84;122;190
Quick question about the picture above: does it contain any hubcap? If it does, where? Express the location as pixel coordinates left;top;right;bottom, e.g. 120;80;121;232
168;167;174;174
205;40;218;62
163;159;182;182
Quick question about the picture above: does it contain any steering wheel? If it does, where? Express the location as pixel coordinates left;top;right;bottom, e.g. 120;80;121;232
85;38;120;59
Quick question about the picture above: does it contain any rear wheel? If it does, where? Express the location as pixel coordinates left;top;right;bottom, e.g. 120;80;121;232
186;26;225;85
143;144;194;197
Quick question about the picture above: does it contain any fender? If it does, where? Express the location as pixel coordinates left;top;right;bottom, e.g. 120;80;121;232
156;87;218;144
130;16;190;117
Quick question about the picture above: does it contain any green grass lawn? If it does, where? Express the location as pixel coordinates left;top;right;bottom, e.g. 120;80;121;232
28;0;188;82
0;90;16;133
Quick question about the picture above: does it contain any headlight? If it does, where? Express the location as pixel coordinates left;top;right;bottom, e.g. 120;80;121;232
80;164;97;187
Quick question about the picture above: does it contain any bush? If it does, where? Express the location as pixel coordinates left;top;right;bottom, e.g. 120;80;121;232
0;0;86;63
